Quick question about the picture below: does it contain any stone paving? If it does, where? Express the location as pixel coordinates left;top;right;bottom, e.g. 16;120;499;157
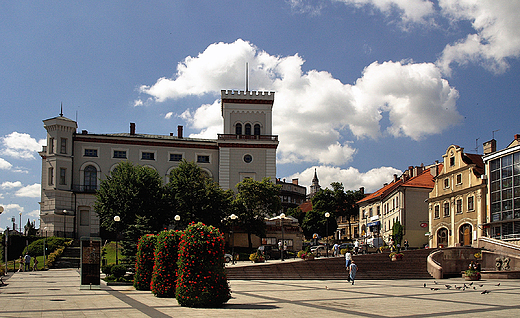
1;268;519;317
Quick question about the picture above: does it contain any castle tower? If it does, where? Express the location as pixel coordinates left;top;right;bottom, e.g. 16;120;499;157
39;113;77;237
309;168;321;199
218;90;278;190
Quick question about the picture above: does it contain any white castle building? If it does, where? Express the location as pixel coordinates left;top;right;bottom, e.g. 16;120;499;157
39;90;278;238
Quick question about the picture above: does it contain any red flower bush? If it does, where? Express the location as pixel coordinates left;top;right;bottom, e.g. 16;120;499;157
134;234;157;290
176;222;230;308
151;230;182;297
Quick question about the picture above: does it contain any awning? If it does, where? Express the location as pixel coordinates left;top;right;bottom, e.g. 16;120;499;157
367;221;380;227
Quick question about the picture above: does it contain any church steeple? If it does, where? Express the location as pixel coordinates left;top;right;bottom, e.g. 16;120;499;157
309;168;321;199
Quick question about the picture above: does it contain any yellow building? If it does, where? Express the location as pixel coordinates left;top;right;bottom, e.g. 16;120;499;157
428;145;486;247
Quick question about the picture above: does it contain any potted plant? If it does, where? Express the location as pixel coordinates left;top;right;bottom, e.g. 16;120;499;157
464;261;481;281
389;252;404;261
249;251;265;263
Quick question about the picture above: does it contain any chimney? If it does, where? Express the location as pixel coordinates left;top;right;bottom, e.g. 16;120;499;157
393;174;398;182
170;132;174;136
515;134;520;141
177;125;183;138
359;187;364;195
483;139;496;154
292;178;299;185
408;166;414;177
130;123;136;135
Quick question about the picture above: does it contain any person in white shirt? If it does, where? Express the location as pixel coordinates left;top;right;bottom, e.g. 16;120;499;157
345;251;352;282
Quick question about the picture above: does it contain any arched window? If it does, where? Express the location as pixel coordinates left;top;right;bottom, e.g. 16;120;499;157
459;224;472;246
84;165;97;192
437;228;448;248
254;124;261;135
245;123;251;135
235;123;242;135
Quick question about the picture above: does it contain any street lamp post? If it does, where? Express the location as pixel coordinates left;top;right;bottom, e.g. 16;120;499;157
114;216;121;265
43;227;47;270
230;214;238;265
325;212;330;257
280;213;286;262
19;212;22;234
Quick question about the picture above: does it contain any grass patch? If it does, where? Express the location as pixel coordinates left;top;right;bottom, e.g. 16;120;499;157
103;241;125;265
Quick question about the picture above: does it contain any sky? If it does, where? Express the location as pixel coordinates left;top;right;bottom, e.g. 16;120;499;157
1;1;519;231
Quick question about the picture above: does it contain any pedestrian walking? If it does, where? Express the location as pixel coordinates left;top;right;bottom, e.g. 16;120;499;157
24;253;31;272
33;257;38;271
345;250;352;282
404;239;409;250
354;240;360;255
17;256;24;272
349;260;358;285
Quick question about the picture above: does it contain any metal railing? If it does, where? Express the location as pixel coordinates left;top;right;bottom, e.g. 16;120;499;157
218;134;278;141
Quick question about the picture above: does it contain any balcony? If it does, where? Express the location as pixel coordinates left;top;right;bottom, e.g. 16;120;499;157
73;185;98;193
218;134;278;141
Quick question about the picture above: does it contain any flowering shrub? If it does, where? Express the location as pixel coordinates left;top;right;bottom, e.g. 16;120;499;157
176;222;230;308
151;230;182;297
134;234;157;291
249;251;265;262
389;252;404;260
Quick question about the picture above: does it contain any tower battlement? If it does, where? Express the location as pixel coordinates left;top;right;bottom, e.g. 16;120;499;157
221;90;274;101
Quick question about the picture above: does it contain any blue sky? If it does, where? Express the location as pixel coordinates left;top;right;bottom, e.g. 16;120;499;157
1;1;519;231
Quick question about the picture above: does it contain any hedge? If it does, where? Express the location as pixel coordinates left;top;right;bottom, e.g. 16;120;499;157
134;234;157;291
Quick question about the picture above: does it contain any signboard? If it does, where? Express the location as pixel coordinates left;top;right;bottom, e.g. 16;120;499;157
420;222;428;228
80;237;101;289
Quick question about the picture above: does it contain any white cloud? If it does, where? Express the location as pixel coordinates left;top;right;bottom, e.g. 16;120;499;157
27;209;40;218
137;40;461;165
335;0;436;25
15;183;41;198
0;203;24;213
1;132;46;160
1;181;23;189
437;0;520;74
289;165;402;193
164;112;174;119
0;158;12;170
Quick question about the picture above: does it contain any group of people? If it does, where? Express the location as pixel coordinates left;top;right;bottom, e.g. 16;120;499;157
344;250;357;285
17;253;38;272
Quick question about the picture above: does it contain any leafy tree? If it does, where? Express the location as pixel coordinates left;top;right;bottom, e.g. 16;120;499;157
94;161;168;262
134;234;156;291
301;209;337;240
165;160;233;229
392;221;404;251
287;206;305;225
234;178;282;249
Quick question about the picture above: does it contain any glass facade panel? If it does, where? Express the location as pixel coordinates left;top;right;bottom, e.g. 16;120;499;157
491;191;501;202
503;177;512;189
502;154;512;167
490;159;500;171
502;189;512;200
502;166;513;178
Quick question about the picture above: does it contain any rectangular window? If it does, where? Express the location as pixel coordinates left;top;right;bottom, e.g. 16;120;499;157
48;167;54;185
169;153;182;161
456;199;462;214
444;178;450;188
197;155;210;163
450;157;455;166
369;208;373;217
60;138;67;154
113;150;127;159
468;196;474;211
434;205;440;219
377;206;380;215
456;174;462;184
79;210;90;226
443;202;450;217
59;168;66;185
141;152;155;160
84;149;98;157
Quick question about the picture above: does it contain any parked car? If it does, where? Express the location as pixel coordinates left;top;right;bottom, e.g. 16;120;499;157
339;243;354;252
310;245;329;257
257;245;287;260
359;243;379;254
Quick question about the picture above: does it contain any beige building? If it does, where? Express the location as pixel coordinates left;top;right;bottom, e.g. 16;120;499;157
428;145;486;248
358;164;436;248
482;134;520;240
39;90;278;238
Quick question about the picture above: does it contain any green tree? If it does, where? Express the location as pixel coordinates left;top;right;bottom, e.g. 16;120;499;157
234;178;282;250
392;220;404;251
286;206;305;225
165;160;233;229
94;161;168;263
301;209;338;240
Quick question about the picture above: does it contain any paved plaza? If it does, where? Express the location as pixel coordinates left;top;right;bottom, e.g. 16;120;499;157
0;268;519;317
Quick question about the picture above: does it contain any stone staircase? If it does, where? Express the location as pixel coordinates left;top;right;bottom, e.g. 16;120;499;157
53;240;80;268
226;249;435;280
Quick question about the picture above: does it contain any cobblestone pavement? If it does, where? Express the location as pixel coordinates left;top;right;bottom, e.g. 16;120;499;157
1;269;519;317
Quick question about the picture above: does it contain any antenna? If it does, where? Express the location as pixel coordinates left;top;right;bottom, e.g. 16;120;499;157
492;129;500;139
60;102;63;117
245;62;249;92
474;138;479;153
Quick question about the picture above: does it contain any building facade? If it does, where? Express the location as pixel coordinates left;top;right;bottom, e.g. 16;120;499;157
358;164;436;248
428;145;486;248
276;178;307;213
482;134;520;240
39;90;278;238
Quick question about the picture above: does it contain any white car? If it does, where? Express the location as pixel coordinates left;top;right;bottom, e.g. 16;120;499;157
310;245;328;257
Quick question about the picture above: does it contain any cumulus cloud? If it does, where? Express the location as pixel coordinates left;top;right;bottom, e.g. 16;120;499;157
437;0;520;74
15;183;41;198
0;203;24;213
1;181;23;189
0;158;12;170
1;132;46;160
289;165;402;193
335;0;436;25
136;39;461;165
